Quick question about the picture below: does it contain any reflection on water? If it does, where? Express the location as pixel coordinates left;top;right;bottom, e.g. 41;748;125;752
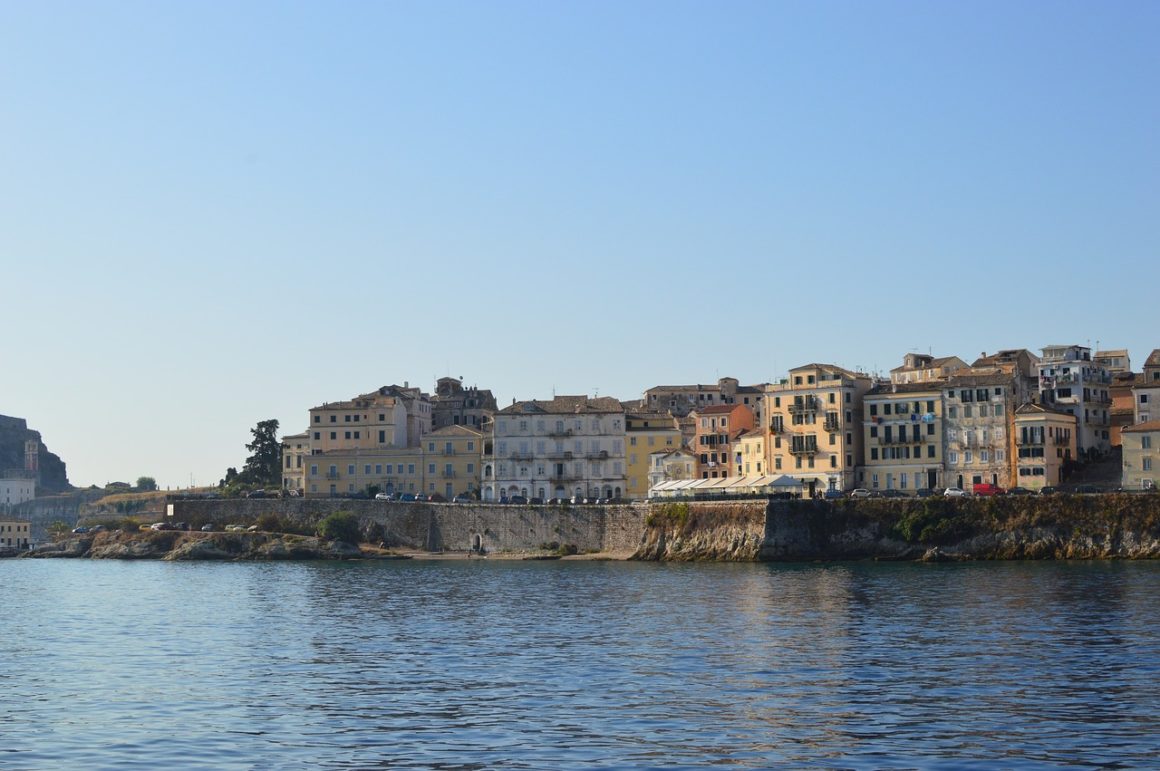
2;559;1158;768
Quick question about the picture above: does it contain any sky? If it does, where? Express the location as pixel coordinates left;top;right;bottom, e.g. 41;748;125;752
1;1;1157;490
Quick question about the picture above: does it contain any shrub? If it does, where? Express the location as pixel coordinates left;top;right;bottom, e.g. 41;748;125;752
316;511;360;544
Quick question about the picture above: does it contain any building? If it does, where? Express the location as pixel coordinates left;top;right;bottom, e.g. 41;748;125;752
1036;345;1111;459
765;363;873;495
644;377;764;423
280;432;310;495
420;426;485;500
307;384;432;455
942;372;1019;491
431;377;497;431
1013;404;1076;491
860;382;945;493
734;430;766;477
971;349;1041;403
485;395;626;502
0;475;35;508
0;518;30;549
1109;371;1141;447
690;404;754;479
1121;421;1160;491
1132;350;1160;425
1094;349;1131;375
624;412;681;500
889;353;967;385
648;448;697;490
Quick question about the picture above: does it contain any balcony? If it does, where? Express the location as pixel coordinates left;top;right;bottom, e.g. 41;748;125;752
547;429;574;439
788;398;819;415
822;420;840;432
547;451;574;461
325;472;341;480
586;450;609;461
770;422;785;433
1016;436;1044;446
509;452;534;462
441;470;456;478
789;442;819;456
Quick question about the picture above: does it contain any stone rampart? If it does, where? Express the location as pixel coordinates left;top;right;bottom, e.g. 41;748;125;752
166;499;649;554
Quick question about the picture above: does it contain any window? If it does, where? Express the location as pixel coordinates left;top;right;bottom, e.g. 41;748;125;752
948;406;957;418
313;432;320;440
330;432;336;440
347;465;355;475
1145;458;1153;472
1144;436;1153;449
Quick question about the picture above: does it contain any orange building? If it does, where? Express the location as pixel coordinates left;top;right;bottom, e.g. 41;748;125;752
690;404;754;479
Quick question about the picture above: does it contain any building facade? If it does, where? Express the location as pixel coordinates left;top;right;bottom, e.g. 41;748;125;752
280;432;310;495
1132;350;1160;425
942;372;1019;491
1014;403;1076;490
624;412;681;500
764;363;873;495
0;476;35;508
308;384;431;454
889;353;967;385
1121;421;1160;491
432;377;497;430
485;396;627;502
644;377;764;423
734;431;766;477
1037;345;1111;459
860;383;944;492
691;404;754;479
0;518;30;549
648;449;697;491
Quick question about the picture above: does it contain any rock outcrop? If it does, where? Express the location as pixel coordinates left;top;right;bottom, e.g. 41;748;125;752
24;531;367;561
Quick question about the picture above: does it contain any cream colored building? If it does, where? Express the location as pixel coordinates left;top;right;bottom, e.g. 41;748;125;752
304;426;483;499
625;412;681;500
734;431;766;477
0;518;30;549
942;372;1019;491
648;449;697;491
860;383;944;492
764;363;873;495
1132;349;1160;424
280;432;310;495
889;353;967;385
308;383;431;454
1121;420;1160;491
1014;403;1076;491
0;476;35;507
644;377;765;424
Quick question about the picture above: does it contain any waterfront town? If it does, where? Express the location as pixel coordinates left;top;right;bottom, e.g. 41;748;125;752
269;343;1160;505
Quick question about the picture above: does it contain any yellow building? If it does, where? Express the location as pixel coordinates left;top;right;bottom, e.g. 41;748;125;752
1014;403;1077;490
860;383;944;492
764;363;873;495
625;412;681;500
735;431;766;477
0;518;30;549
305;426;483;499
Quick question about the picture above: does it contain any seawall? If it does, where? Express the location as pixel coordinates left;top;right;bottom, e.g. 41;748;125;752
165;499;648;555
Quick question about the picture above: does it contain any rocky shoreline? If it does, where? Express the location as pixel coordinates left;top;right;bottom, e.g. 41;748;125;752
19;530;372;561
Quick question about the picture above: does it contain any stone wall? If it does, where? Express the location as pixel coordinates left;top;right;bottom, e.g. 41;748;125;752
166;499;649;554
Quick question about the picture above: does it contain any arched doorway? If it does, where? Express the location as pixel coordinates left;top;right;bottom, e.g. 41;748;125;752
472;533;482;552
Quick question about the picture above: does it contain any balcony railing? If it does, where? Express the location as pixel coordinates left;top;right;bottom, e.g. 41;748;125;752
547;451;574;461
823;420;840;432
509;452;534;462
788;399;819;415
325;472;341;480
789;443;819;456
547;429;573;439
587;450;609;461
441;470;456;478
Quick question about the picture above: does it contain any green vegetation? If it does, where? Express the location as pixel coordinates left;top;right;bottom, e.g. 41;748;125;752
316;510;360;544
219;419;282;493
135;476;158;492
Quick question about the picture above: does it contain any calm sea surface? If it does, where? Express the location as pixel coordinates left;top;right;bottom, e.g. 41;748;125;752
1;559;1158;769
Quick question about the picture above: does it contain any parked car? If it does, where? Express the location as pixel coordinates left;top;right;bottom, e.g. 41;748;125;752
1038;486;1058;495
150;522;175;531
822;489;845;500
71;526;90;534
374;492;394;501
972;483;1006;497
200;523;215;532
225;524;246;531
1006;487;1034;496
452;494;473;504
509;495;528;505
848;489;873;499
413;493;429;502
943;487;969;497
398;493;416;502
428;493;447;503
879;489;908;498
246;489;267;499
528;497;544;505
1072;484;1100;494
569;496;587;505
546;497;567;505
90;524;106;533
915;489;938;498
246;524;260;532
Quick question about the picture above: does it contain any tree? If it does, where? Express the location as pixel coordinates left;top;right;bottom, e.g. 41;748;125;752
242;419;282;487
316;511;360;544
136;476;158;492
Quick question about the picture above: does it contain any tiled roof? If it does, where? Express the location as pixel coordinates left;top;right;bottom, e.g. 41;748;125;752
867;382;943;396
945;372;1016;387
427;425;483;438
789;363;864;379
1122;420;1160;433
693;404;747;415
1015;402;1073;418
1146;349;1160;368
497;395;624;415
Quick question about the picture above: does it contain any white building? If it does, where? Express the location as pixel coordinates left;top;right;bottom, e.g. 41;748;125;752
485;395;627;501
1037;344;1111;459
1132;349;1160;424
0;476;35;508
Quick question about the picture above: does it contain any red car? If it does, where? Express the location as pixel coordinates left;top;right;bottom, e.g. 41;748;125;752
972;483;1006;496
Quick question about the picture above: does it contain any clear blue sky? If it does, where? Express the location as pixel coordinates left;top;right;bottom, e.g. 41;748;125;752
2;1;1156;490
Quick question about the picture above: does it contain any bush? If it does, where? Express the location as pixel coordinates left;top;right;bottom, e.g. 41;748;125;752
316;511;360;544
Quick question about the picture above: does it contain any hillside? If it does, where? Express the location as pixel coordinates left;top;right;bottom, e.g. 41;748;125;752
0;414;69;493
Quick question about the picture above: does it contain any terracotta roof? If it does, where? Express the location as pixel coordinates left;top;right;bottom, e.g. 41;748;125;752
427;425;483;438
945;372;1017;388
693;404;748;415
867;382;943;396
890;355;962;373
1122;420;1160;433
1015;402;1074;418
1146;349;1160;368
497;395;624;416
789;363;864;379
